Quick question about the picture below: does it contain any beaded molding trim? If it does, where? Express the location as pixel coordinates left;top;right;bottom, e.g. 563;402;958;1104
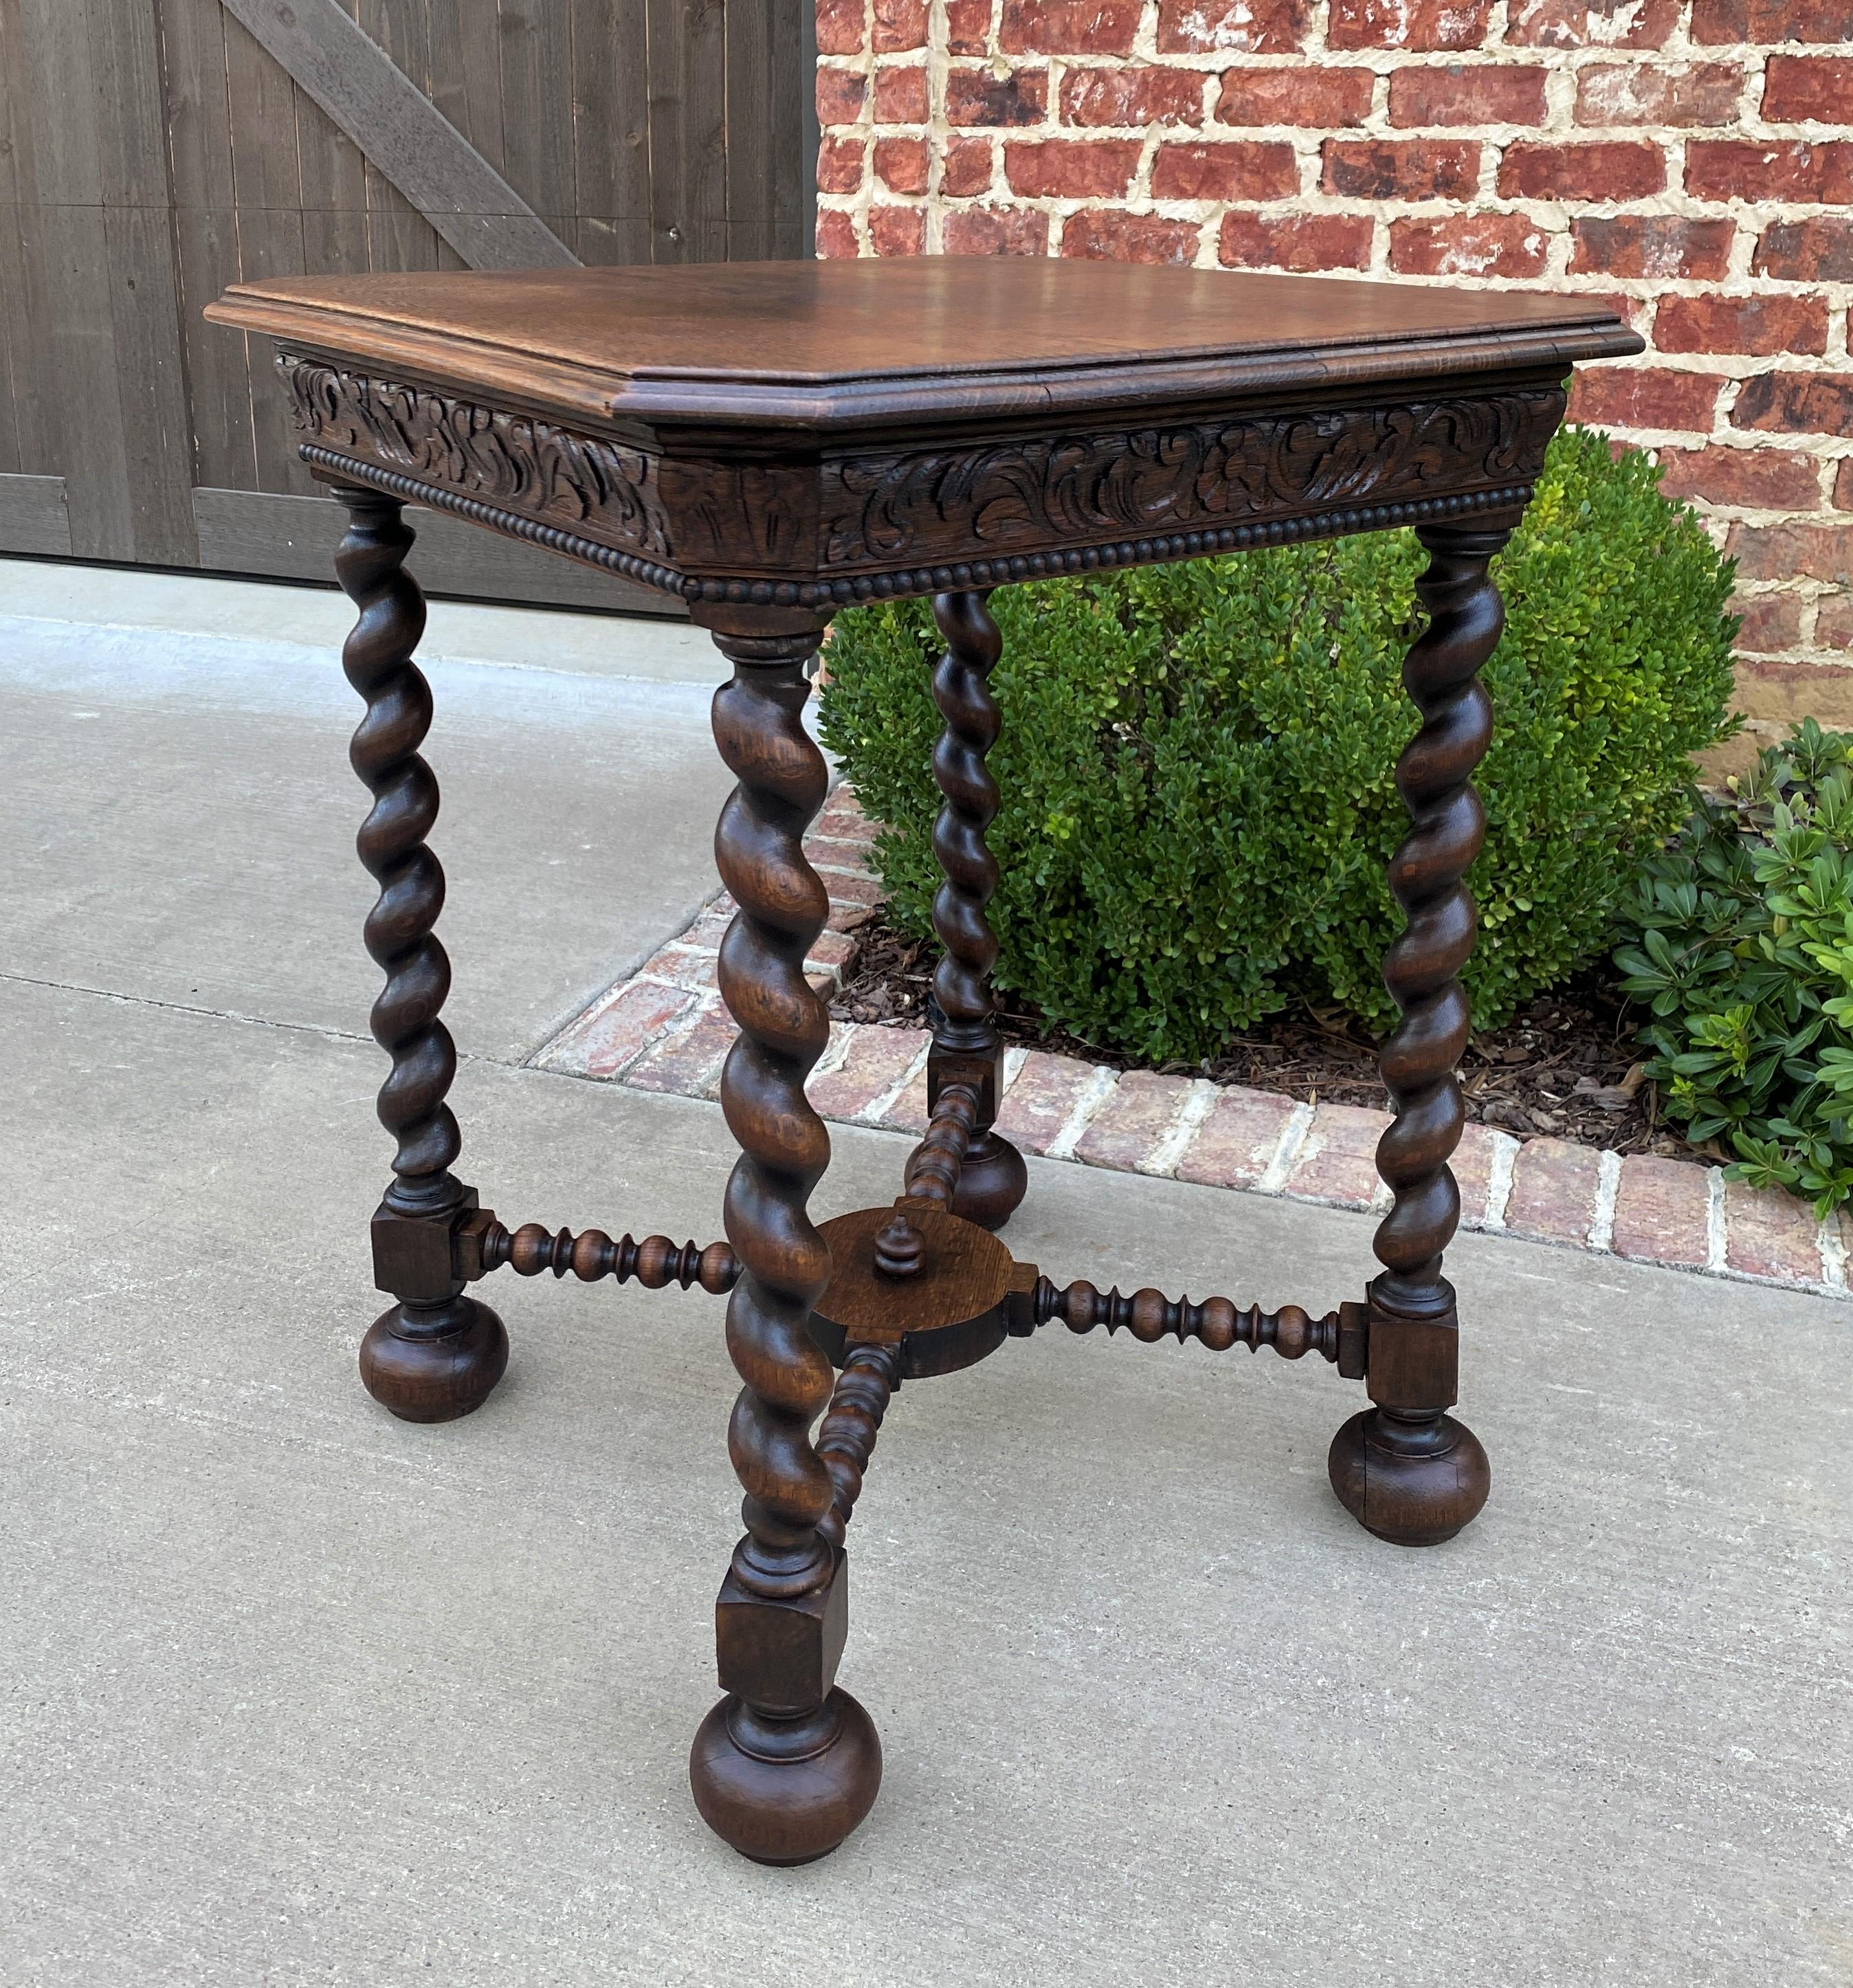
302;443;1533;610
803;484;1536;603
301;445;688;596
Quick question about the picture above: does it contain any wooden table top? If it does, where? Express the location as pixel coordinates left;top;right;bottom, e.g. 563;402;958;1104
208;259;1639;435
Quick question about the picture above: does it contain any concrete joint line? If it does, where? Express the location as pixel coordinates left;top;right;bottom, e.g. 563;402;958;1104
0;970;371;1047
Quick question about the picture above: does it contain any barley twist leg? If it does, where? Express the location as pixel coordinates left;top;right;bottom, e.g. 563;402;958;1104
926;589;1025;1229
687;614;880;1866
1330;521;1511;1546
333;487;505;1422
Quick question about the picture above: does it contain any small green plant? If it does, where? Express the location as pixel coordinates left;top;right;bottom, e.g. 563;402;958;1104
821;425;1738;1063
1615;719;1853;1216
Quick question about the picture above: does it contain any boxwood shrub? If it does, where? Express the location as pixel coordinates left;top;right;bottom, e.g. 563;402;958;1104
819;426;1738;1063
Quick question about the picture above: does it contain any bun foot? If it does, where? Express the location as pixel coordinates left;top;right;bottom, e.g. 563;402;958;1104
359;1294;508;1423
1329;1408;1489;1547
690;1689;882;1865
949;1130;1028;1232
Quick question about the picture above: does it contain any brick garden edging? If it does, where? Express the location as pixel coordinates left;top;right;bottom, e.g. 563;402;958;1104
536;789;1848;1300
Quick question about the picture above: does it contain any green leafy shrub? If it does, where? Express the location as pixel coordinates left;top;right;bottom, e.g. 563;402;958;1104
819;425;1738;1063
1615;719;1853;1216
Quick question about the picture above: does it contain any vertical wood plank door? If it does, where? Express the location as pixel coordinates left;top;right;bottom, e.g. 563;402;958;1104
0;0;812;612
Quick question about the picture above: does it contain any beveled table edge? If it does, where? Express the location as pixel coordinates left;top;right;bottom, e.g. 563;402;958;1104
207;287;1641;435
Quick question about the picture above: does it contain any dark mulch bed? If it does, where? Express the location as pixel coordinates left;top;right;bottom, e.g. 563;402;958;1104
829;908;1709;1162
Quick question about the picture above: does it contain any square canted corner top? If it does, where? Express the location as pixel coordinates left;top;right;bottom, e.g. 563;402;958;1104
206;258;1640;435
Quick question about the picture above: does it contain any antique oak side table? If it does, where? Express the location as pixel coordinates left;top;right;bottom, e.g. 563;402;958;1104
208;261;1638;1866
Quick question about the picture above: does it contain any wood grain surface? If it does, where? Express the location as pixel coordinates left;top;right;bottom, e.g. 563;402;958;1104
210;256;1641;429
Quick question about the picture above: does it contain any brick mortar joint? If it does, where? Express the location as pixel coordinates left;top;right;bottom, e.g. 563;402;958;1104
853;38;1845;77
828;12;1853;678
808;46;1853;1158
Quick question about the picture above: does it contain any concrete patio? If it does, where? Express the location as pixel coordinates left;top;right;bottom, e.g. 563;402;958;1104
2;561;1848;1987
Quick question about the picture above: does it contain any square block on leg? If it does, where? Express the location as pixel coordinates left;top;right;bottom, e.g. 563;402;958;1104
715;1555;850;1715
1364;1299;1459;1412
370;1190;478;1304
927;1045;1006;1126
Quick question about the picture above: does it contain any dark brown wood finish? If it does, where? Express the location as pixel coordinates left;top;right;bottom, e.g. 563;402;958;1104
209;262;1628;612
924;592;1027;1231
212;258;1641;1864
873;1077;982;1281
459;1213;739;1294
331;487;507;1420
1023;1277;1366;1366
810;1203;1020;1381
208;258;1634;415
694;612;882;1865
814;1345;901;1554
1328;519;1510;1546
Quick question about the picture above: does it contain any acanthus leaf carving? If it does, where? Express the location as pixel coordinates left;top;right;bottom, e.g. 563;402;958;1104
821;389;1562;570
280;355;672;561
276;354;1562;604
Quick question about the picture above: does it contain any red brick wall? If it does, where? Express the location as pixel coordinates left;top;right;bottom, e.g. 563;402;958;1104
814;1;1853;735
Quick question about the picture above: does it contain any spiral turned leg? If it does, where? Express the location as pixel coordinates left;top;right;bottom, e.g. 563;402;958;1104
687;613;880;1866
1330;521;1511;1547
332;489;505;1423
926;590;1026;1231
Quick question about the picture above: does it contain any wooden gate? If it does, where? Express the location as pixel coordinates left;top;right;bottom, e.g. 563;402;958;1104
0;0;811;612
